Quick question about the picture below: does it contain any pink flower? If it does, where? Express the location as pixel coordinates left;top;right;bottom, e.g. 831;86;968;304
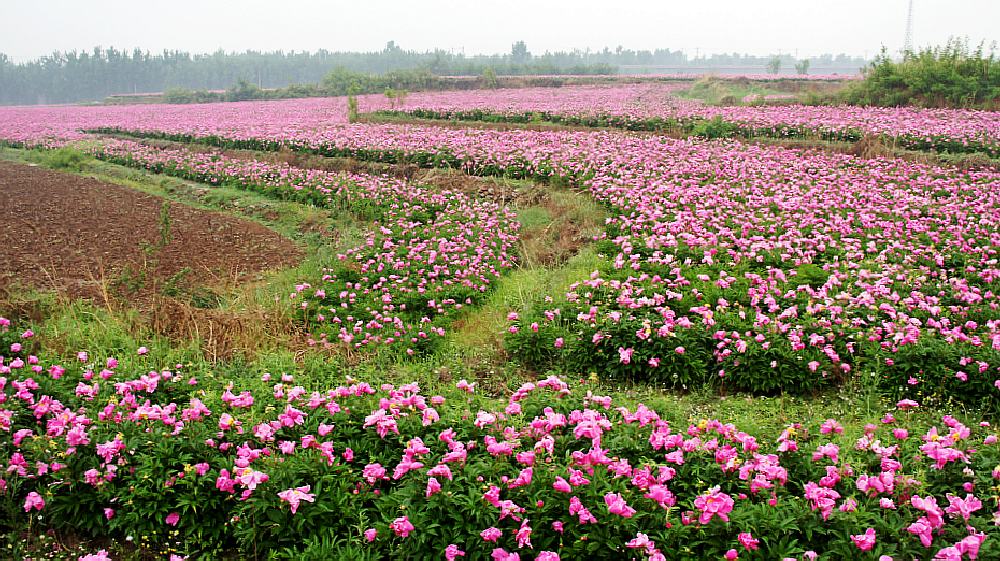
738;532;759;551
944;493;982;521
907;517;934;547
390;515;414;538
851;527;876;551
23;492;44;512
426;477;442;497
626;533;656;553
552;477;572;493
693;486;734;524
724;550;739;560
820;419;843;434
445;544;466;560
78;551;112;561
364;528;377;542
618;347;634;364
277;485;316;514
165;512;180;526
362;463;387;484
491;549;520;561
516;519;533;549
604;492;636;518
481;527;502;542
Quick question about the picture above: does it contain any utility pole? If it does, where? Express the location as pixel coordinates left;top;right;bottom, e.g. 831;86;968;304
903;0;915;55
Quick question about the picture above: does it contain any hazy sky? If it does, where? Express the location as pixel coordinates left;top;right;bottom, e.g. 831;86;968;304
3;0;998;62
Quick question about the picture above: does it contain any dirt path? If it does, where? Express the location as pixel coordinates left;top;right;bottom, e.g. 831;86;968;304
0;160;302;299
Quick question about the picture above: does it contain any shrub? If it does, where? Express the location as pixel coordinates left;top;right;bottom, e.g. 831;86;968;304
841;39;1000;109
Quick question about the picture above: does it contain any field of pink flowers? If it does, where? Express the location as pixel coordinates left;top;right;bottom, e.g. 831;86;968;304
1;83;999;154
2;85;1000;559
3;98;1000;404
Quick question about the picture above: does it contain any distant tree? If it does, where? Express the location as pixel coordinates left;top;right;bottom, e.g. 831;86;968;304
766;56;782;74
795;59;810;75
224;78;261;102
512;41;531;65
481;67;499;89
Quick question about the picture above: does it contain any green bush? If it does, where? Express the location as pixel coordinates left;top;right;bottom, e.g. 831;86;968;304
690;116;741;139
841;39;999;109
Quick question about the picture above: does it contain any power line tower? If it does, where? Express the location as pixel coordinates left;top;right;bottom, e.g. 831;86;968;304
903;0;915;55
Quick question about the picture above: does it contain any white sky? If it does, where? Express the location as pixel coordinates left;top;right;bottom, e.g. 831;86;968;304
2;0;997;62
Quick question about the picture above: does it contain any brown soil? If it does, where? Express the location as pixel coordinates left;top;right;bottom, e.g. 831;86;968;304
0;160;303;300
518;192;601;267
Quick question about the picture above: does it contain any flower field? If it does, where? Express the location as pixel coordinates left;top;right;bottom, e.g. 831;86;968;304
2;81;1000;559
2;83;999;155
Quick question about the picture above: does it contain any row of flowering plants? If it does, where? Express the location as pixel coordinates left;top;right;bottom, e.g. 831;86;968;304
379;86;1000;156
90;140;519;355
2;318;1000;559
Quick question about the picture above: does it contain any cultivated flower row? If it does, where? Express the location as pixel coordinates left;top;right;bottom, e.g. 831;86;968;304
1;321;998;560
92;140;519;352
373;86;1000;155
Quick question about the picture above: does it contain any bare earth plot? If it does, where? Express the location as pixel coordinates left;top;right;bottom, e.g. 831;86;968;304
0;160;302;299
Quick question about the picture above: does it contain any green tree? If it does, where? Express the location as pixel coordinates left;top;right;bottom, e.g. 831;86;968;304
766;55;782;74
511;41;531;65
481;67;499;89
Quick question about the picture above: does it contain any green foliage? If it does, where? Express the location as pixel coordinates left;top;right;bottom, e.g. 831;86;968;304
158;201;172;248
841;39;1000;108
162;87;221;104
690;116;741;139
383;88;408;109
766;56;782;74
39;147;89;171
481;67;499;89
794;59;810;75
347;95;359;123
224;78;263;102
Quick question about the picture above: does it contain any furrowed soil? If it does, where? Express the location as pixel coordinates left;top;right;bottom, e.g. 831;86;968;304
0;160;302;300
